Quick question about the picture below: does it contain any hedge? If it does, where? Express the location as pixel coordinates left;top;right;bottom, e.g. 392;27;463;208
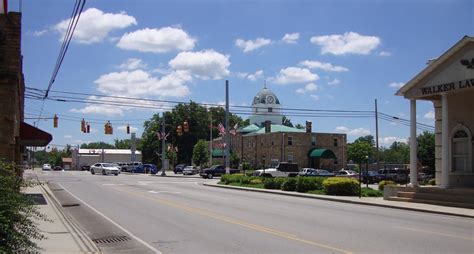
296;177;324;193
322;177;359;196
281;178;297;191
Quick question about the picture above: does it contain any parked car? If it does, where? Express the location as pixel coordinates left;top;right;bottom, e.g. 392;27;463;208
90;163;120;176
299;168;335;177
132;164;158;174
53;166;64;171
80;165;90;171
253;162;299;177
42;164;51;171
200;165;240;179
335;169;359;179
124;162;142;172
361;171;381;184
378;168;409;183
174;164;187;174
183;166;198;175
110;163;122;174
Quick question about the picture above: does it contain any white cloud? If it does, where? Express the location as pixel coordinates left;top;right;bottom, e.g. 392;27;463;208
328;78;341;86
235;38;272;53
33;29;48;37
64;135;72;139
335;126;371;136
281;33;300;44
94;70;191;97
273;67;319;85
117;27;196;53
379;137;407;146
238;70;264;81
54;8;137;44
117;125;138;133
296;83;318;94
424;111;435;119
299;60;349;72
388;82;405;88
169;50;230;80
310;32;381;55
379;51;391;57
118;58;147;70
71;98;127;116
310;94;320;101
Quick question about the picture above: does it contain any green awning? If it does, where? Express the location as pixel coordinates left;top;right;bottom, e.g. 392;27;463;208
308;148;336;159
212;149;224;157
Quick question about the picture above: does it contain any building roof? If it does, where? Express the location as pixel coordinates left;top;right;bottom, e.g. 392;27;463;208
252;87;281;105
243;124;305;136
237;124;261;133
396;36;474;97
78;149;142;154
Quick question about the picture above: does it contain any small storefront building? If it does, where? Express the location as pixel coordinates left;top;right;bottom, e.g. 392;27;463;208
397;36;474;188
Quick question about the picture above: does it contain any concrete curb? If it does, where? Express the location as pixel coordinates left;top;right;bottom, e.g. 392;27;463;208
203;183;474;219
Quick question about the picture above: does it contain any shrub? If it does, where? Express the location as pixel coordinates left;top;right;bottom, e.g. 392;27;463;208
361;187;383;197
250;179;263;185
378;180;396;191
281;178;297;191
296;177;324;193
220;174;244;185
428;178;436;186
240;176;261;185
323;177;359;196
263;178;280;189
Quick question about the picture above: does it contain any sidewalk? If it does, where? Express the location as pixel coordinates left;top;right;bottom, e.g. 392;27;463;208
24;182;99;253
203;182;474;219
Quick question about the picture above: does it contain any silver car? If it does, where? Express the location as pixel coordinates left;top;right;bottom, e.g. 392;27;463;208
90;163;120;176
183;166;198;175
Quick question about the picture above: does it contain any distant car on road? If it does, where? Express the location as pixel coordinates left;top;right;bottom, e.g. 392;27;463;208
42;164;51;171
335;169;359;179
361;171;381;184
90;163;119;176
183;166;198;175
200;165;240;179
253;162;299;177
174;164;187;174
132;164;158;174
299;168;335;177
53;166;64;171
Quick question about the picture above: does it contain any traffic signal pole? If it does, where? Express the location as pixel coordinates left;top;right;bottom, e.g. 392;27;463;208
161;112;166;176
225;80;230;174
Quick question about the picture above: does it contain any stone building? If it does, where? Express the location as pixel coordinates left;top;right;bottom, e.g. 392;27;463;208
0;11;51;164
212;86;346;171
397;36;474;188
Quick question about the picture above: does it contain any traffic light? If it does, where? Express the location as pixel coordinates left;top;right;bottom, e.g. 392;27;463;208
183;120;189;133
176;125;183;136
53;114;58;128
104;121;113;135
126;124;130;134
86;123;90;133
81;118;86;132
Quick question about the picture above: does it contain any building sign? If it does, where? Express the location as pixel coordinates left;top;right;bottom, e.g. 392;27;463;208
421;78;474;95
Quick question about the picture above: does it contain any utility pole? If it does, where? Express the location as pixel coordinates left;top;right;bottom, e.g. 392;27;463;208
375;99;380;170
225;80;230;174
161;112;166;176
209;110;213;166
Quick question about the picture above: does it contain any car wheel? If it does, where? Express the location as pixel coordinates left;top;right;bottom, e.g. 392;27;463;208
102;170;106;175
91;169;95;175
207;173;213;179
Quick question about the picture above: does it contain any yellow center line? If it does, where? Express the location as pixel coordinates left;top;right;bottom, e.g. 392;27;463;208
396;226;474;241
112;185;354;254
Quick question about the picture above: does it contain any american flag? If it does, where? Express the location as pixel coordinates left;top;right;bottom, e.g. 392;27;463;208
157;131;169;140
218;123;226;136
229;123;238;136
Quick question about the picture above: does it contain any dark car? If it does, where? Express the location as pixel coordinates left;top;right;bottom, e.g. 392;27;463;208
200;165;240;179
361;171;381;184
378;168;409;183
53;166;64;171
132;164;158;174
81;165;90;171
174;164;187;174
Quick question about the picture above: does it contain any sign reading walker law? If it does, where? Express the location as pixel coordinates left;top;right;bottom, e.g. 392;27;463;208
420;78;474;95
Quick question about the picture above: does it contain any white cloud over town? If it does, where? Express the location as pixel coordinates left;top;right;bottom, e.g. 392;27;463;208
296;83;318;94
310;32;381;55
379;51;391;57
237;70;264;81
328;78;341;86
235;37;272;53
117;27;196;53
335;126;371;136
299;60;349;72
281;33;300;44
379;136;407;146
424;111;435;119
388;82;405;88
54;8;137;44
118;58;147;70
273;67;319;85
168;50;230;80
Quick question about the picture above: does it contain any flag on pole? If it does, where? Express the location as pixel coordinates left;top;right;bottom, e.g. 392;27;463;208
217;123;226;136
0;0;7;14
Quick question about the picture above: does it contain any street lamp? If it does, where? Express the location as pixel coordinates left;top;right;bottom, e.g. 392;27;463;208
365;155;369;188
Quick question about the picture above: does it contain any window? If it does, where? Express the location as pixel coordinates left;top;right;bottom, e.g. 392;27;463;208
311;136;316;146
334;138;338;147
334;158;338;165
452;129;471;172
268;107;273;113
288;136;293;146
287;154;293;163
272;141;274;146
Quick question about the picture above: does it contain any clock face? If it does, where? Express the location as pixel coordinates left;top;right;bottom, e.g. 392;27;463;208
267;95;275;103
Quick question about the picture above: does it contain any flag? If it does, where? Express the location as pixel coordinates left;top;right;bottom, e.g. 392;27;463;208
217;123;226;136
0;0;7;14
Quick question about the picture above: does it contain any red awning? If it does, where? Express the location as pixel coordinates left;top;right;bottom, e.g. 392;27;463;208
20;122;52;146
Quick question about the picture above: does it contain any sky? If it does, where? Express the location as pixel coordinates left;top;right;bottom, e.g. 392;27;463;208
15;0;473;149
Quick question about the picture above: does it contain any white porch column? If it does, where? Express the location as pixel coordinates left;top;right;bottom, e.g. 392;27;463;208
441;94;450;188
409;99;418;187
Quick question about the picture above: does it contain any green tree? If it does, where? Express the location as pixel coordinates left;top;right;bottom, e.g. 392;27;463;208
230;152;240;168
192;140;209;168
0;161;48;252
80;142;114;149
417;131;435;171
347;141;373;171
354;135;375;147
380;141;410;164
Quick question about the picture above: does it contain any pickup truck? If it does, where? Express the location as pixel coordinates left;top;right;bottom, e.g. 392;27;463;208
200;165;240;179
253;162;299;177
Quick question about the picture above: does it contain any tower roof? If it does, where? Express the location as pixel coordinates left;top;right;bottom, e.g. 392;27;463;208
252;87;280;105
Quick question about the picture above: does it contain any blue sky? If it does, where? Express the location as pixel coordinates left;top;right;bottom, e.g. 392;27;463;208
17;0;472;148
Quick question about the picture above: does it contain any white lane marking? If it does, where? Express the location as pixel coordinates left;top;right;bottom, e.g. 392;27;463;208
148;190;182;194
102;183;125;186
57;183;161;254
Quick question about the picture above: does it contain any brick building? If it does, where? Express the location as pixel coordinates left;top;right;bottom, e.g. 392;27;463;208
0;11;51;164
212;86;346;171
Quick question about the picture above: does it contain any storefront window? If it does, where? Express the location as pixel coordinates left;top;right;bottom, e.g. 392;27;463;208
451;128;471;172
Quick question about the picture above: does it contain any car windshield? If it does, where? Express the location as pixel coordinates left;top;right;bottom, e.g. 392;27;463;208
103;163;115;167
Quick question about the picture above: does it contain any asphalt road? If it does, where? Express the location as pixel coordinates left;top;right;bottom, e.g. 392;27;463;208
36;170;473;254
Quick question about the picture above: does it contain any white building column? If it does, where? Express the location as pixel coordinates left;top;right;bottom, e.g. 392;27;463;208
409;99;418;187
441;94;450;188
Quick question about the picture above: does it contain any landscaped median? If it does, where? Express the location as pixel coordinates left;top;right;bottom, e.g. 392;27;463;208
219;174;382;197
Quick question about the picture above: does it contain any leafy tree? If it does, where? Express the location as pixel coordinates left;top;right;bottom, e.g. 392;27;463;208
347;141;373;171
230;152;240;168
192;140;209;168
282;116;293;127
417;131;435;171
380;141;410;164
80;142;114;149
0;161;48;252
354;135;375;147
